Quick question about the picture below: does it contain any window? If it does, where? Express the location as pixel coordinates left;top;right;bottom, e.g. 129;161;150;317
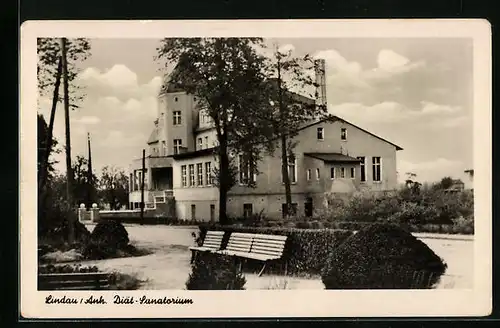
340;167;345;178
243;204;253;218
189;164;195;186
174;97;178;102
173;111;181;125
205;136;209;149
350;167;355;179
317;127;324;140
198;138;203;150
372;157;381;182
282;154;297;184
307;169;311;181
173;139;182;155
239;153;256;185
316;168;320;180
358;156;366;182
341;128;347;141
181;165;187;187
205;162;212;185
330;167;335;179
197;163;203;186
162;141;167;156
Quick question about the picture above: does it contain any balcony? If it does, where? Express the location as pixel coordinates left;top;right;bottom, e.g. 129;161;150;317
130;156;173;170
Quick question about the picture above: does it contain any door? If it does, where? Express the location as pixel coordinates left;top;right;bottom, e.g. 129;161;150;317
305;197;313;217
210;204;215;222
191;204;196;221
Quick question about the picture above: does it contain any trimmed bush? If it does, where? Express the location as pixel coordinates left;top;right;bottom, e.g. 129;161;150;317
198;224;354;275
83;220;131;259
321;223;447;289
186;252;246;290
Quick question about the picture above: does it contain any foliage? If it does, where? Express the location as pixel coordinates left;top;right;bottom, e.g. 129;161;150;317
39;264;99;274
321;223;447;289
98;166;129;210
185;252;246;290
198;224;353;275
37;37;91;108
317;185;474;229
83;220;131;259
261;45;331;216
156;38;276;224
37;114;60;180
72;156;99;207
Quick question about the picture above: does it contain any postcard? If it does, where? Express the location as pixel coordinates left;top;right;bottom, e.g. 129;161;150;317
20;19;492;318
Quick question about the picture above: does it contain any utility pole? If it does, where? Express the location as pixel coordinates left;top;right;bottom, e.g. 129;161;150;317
62;37;74;243
140;149;145;225
87;132;93;207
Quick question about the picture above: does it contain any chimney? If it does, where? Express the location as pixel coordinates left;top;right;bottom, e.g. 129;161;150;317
314;59;327;108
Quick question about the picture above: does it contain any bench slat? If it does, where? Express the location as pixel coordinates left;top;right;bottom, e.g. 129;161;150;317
250;245;284;253
38;273;111;282
43;284;111;291
251;240;286;247
252;234;288;241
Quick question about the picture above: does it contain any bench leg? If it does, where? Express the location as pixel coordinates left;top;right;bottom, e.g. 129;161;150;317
190;250;197;264
258;262;267;277
284;262;288;276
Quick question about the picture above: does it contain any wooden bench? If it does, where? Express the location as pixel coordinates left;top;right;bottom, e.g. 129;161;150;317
38;272;112;290
216;232;288;276
189;230;225;263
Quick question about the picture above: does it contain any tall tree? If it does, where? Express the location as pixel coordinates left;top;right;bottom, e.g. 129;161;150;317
71;156;99;207
156;38;275;224
98;166;130;210
37;37;91;203
262;45;331;217
37;38;91;108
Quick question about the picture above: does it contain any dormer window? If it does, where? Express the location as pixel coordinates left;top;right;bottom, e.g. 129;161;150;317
173;111;181;125
341;128;347;141
317;127;324;140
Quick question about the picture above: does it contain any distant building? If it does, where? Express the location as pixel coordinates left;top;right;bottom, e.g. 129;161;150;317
128;60;403;220
464;169;474;190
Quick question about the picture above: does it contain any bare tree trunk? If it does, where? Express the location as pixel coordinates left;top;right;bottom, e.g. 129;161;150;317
38;56;63;193
218;136;229;225
62;38;75;243
277;57;293;217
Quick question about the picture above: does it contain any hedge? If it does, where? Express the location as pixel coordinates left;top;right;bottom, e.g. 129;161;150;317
198;224;354;276
321;223;447;289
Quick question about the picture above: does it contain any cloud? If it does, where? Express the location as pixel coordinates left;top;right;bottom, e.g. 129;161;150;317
278;44;295;54
314;49;363;75
375;49;425;74
398;158;466;183
72;116;101;125
101;130;145;148
314;48;425;92
329;101;464;127
78;64;162;100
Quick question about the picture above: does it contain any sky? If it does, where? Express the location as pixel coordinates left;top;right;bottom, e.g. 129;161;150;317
37;37;473;185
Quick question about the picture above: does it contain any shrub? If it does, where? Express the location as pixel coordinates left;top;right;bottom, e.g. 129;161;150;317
321;223;447;289
39;264;100;274
186;252;246;290
198;224;354;276
83;220;131;259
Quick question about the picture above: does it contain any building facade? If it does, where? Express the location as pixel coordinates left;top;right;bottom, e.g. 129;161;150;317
128;61;403;221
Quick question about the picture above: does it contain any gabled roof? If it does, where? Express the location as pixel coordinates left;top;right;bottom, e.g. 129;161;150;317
305;152;362;163
299;116;403;151
147;127;159;144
